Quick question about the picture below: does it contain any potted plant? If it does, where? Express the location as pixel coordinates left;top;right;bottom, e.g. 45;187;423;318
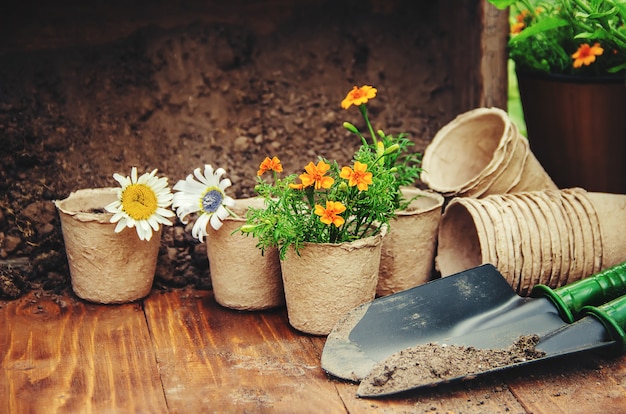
171;165;284;311
340;86;444;296
240;85;429;334
488;0;626;193
55;167;175;304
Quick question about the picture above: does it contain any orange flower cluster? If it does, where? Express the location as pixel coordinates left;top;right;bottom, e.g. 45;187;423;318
257;157;375;228
511;10;530;34
245;84;408;251
257;156;283;176
572;43;604;68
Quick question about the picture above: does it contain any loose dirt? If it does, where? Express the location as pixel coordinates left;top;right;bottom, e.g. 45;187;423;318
0;3;454;300
358;335;546;397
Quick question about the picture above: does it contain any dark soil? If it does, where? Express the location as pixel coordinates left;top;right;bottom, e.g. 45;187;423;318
358;335;546;397
0;2;456;300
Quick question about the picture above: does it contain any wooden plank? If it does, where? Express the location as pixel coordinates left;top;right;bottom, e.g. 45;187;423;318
334;379;527;414
506;353;626;414
4;288;625;413
480;0;509;108
144;289;537;413
0;292;168;413
143;288;349;413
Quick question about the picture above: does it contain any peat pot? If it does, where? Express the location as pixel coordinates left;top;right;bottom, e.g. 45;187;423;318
377;188;444;296
517;71;626;193
280;228;386;335
437;188;626;295
55;188;161;304
421;107;556;198
206;197;284;311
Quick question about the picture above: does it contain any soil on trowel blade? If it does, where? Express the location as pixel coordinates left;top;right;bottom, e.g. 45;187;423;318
358;335;546;397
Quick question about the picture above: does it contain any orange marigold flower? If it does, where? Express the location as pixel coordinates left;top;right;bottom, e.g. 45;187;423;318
257;156;283;176
340;161;373;191
572;43;604;68
511;22;525;34
299;160;334;189
314;201;346;227
341;85;377;109
515;10;529;23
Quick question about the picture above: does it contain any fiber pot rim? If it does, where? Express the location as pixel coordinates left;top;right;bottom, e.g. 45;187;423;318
396;188;444;216
516;69;626;85
54;187;118;224
286;223;388;251
421;107;513;193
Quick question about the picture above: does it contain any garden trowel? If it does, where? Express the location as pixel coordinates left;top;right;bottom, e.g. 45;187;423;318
357;292;626;397
321;262;626;381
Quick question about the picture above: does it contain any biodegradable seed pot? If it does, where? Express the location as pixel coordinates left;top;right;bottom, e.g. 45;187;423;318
377;188;444;296
55;188;161;304
206;198;284;310
280;228;385;336
421;107;557;198
436;188;626;295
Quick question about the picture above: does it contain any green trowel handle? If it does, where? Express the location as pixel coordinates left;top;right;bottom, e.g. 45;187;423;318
531;261;626;323
582;294;626;354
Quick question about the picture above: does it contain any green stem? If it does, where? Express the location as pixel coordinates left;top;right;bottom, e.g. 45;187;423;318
570;0;592;15
521;0;538;19
566;0;626;45
304;186;315;209
359;104;378;145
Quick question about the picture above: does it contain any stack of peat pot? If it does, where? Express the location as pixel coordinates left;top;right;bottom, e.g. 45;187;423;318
437;188;626;294
422;107;626;295
421;107;557;198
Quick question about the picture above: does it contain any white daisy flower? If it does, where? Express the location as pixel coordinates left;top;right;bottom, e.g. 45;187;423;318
172;164;236;242
105;167;175;241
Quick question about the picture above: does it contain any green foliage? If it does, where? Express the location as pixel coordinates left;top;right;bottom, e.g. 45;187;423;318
343;103;423;211
487;0;626;76
243;153;397;260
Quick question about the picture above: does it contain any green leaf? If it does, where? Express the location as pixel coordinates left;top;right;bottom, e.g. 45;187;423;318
608;62;626;73
486;0;518;9
614;1;626;20
510;17;570;44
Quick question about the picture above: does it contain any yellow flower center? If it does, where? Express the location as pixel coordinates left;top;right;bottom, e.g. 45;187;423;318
121;183;158;220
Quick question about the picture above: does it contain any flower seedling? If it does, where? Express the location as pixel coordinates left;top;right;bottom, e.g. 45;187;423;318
488;0;626;75
241;86;422;259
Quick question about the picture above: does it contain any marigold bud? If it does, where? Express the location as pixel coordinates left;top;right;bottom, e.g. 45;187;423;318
343;122;360;134
383;144;400;155
239;224;259;233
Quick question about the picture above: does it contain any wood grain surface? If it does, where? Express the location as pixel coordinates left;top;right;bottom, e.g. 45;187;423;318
2;288;625;413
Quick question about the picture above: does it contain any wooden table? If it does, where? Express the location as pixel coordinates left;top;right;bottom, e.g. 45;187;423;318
2;288;625;413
